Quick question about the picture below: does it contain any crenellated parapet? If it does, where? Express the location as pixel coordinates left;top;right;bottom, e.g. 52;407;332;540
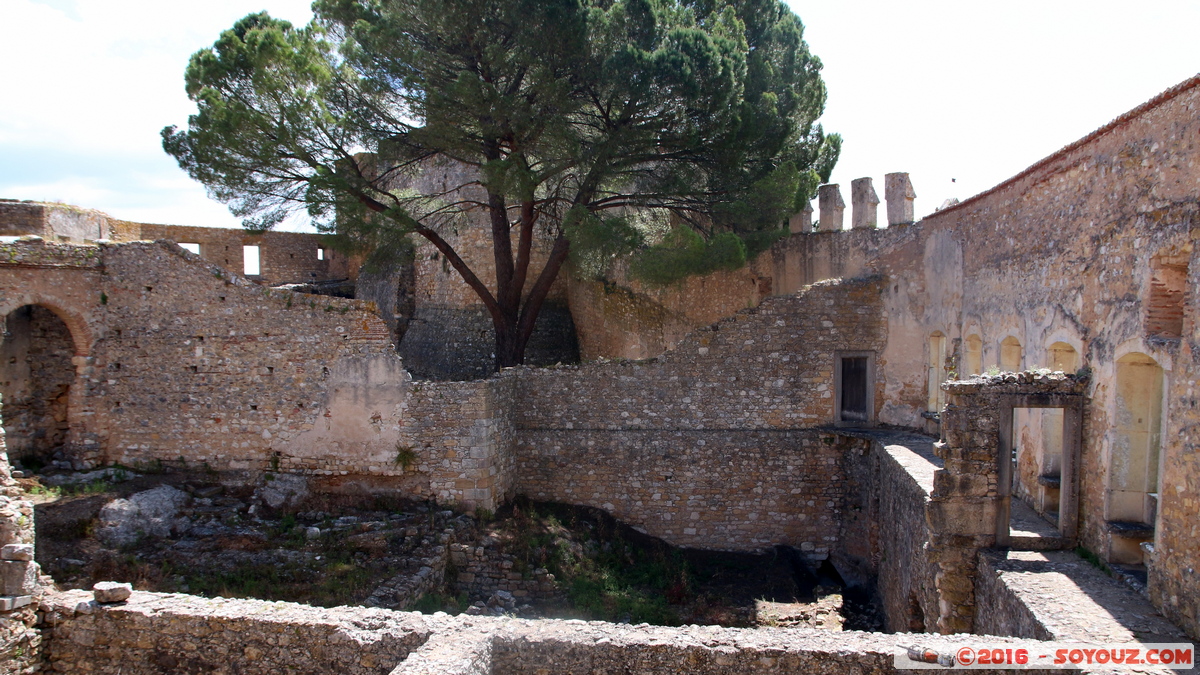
792;172;917;233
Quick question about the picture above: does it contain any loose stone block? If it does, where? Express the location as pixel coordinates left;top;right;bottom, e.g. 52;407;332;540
93;581;133;604
0;560;38;596
0;543;33;561
0;595;32;611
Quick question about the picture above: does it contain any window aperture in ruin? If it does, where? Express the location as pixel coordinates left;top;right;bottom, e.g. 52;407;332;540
1146;256;1188;339
0;305;76;465
840;357;869;421
179;242;200;255
243;245;261;276
835;351;874;424
964;334;983;376
927;333;947;412
317;248;325;261
1000;336;1022;371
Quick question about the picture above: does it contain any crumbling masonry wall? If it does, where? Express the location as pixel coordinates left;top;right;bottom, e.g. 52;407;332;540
40;590;1079;675
1;396;47;674
514;277;887;553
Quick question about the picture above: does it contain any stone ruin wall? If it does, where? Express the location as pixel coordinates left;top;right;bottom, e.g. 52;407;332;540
0;239;513;511
553;74;1200;636
0;200;346;287
40;590;1082;675
903;76;1200;638
120;221;353;286
514;276;887;554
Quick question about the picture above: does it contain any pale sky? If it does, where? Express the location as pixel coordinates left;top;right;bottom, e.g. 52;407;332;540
1;0;1197;231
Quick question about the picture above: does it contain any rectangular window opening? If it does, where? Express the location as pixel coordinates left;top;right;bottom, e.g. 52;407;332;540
835;351;875;425
317;248;325;261
179;242;200;255
243;245;261;276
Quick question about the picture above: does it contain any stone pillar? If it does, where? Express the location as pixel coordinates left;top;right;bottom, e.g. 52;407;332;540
817;184;844;232
851;178;880;230
885;172;917;226
788;202;814;234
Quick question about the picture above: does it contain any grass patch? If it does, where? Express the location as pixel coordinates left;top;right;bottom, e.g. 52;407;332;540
1076;545;1113;575
412;591;470;614
500;500;687;625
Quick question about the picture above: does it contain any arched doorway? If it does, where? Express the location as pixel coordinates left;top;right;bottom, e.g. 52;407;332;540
1107;352;1163;564
0;305;77;468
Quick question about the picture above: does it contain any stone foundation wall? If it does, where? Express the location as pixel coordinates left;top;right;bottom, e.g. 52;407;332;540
38;590;1081;675
405;376;517;511
41;591;431;675
517;429;842;554
873;439;941;634
973;552;1056;641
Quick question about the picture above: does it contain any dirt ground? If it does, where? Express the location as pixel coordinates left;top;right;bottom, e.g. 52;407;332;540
22;468;882;630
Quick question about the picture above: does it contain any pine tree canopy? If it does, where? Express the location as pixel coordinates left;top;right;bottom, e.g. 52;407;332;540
163;0;840;369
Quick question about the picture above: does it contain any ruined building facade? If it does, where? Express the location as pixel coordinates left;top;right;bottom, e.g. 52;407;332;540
2;74;1200;670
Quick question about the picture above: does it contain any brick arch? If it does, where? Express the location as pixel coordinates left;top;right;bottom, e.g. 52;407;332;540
0;294;95;358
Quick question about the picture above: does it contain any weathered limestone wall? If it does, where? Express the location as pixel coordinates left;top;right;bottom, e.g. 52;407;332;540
909;77;1200;639
0;239;458;496
870;439;941;634
123;222;351;286
42;590;431;675
39;590;1078;675
514;277;887;553
0;201;349;286
973;552;1059;641
0;200;107;242
405;376;518;511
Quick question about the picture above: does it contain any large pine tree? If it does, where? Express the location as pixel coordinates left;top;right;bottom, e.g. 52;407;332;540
163;0;839;371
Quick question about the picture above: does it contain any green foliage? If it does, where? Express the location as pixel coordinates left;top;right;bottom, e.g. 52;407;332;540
502;502;687;625
629;227;746;286
165;0;840;365
1076;545;1113;575
393;444;418;471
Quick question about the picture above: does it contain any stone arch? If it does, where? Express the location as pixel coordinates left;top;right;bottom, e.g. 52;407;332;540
999;336;1023;371
1;303;80;464
0;294;94;358
1106;351;1165;564
963;334;983;376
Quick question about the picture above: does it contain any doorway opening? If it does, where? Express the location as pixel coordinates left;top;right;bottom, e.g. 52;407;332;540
0;305;76;468
835;351;875;425
996;396;1082;549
